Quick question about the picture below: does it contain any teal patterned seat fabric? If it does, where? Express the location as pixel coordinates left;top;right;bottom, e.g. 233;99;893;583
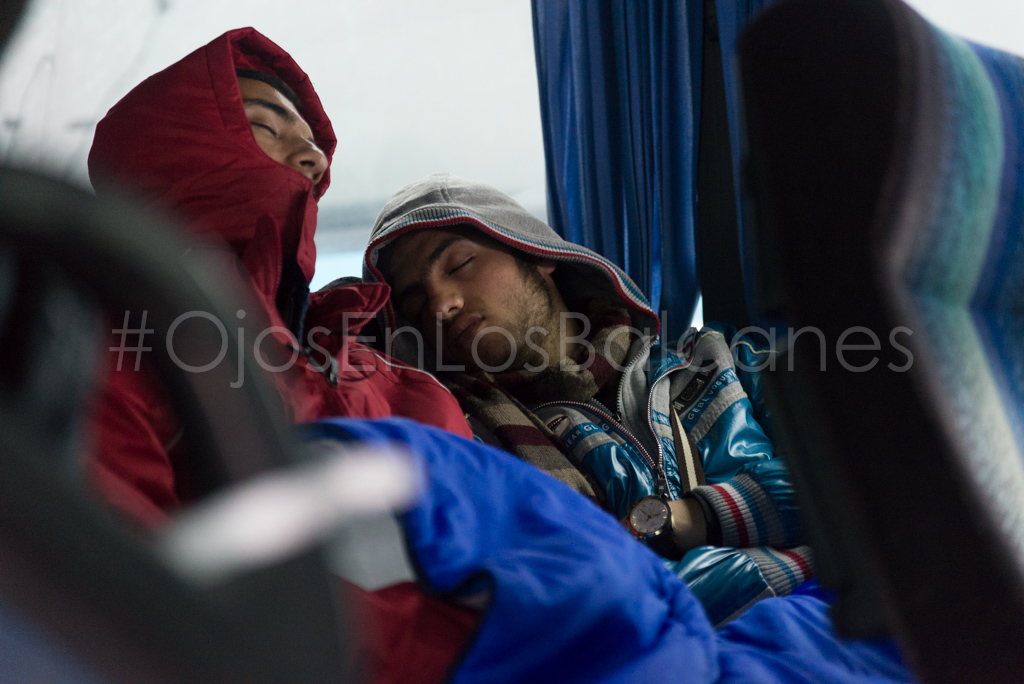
739;0;1024;681
900;31;1024;570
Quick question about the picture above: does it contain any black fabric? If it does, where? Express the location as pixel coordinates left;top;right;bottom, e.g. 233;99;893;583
0;0;28;54
276;257;310;341
696;0;749;329
740;0;903;639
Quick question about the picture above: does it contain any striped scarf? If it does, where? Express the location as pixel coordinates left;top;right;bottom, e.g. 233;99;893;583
443;303;634;502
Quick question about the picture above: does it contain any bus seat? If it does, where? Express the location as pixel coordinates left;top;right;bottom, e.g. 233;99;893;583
0;169;353;682
738;0;1024;681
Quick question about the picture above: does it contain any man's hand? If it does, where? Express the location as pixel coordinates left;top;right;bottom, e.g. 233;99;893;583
668;498;706;553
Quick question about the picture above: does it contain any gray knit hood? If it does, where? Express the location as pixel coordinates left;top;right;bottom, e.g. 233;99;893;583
364;173;658;367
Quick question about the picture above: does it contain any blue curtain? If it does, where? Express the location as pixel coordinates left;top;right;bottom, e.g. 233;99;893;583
532;0;703;342
532;0;780;339
716;0;779;309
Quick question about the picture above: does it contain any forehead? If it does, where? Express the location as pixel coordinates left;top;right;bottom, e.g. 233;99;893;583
388;228;465;283
237;77;313;135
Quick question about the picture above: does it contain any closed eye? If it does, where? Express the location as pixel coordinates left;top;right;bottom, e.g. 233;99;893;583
448;257;473;275
252;122;277;136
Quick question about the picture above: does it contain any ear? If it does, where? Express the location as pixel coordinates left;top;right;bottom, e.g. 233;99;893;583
537;259;557;277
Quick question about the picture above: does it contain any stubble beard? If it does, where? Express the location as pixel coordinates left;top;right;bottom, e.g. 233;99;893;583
439;261;565;374
504;266;562;372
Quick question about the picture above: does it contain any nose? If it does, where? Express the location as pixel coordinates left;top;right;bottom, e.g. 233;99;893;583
429;284;464;323
287;140;328;184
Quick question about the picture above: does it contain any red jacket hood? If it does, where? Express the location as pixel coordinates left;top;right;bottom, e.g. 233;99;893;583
88;27;336;286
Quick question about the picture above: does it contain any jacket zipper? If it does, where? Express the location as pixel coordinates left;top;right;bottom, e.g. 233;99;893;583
616;338;674;499
645;372;674;499
532;398;667;496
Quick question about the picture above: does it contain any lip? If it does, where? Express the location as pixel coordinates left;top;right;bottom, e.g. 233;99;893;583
448;313;484;349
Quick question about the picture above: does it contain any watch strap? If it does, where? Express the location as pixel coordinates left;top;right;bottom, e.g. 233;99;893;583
646;525;685;560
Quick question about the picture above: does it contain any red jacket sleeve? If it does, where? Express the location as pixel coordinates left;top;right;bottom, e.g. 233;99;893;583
351;581;479;684
87;356;181;527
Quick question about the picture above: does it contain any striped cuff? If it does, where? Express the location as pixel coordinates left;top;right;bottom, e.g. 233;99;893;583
742;546;815;597
690;474;785;548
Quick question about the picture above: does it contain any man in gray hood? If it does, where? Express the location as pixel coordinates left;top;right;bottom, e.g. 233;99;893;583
364;172;812;626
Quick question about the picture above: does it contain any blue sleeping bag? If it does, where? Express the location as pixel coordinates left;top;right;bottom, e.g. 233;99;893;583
303;418;914;684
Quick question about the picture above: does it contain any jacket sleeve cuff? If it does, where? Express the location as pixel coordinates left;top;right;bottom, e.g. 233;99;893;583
689;473;790;548
740;545;815;597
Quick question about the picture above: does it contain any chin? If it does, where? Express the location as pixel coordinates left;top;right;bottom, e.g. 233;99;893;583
468;342;518;372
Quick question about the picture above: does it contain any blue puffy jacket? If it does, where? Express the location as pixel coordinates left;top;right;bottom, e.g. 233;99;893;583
304;417;911;684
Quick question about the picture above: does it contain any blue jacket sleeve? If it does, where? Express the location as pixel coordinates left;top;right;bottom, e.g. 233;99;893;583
688;324;804;549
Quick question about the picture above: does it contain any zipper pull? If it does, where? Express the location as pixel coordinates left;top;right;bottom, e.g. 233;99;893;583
326;355;339;387
290;343;339;387
655;472;670;500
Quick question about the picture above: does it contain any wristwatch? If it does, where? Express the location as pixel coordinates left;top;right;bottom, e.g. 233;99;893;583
627;495;684;560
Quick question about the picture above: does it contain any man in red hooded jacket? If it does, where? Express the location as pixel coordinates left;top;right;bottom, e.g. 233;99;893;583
87;27;472;523
86;27;475;684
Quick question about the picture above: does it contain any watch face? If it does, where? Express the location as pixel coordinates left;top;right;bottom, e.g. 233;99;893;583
629;497;669;536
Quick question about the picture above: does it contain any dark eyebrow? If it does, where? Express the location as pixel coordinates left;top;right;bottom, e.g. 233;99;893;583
243;97;298;125
392;236;466;310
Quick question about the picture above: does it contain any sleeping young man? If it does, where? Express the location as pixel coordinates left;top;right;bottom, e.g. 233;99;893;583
363;172;811;627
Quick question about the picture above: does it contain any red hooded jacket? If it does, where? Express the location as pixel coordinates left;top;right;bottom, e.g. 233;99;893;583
87;27;472;522
87;28;475;683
